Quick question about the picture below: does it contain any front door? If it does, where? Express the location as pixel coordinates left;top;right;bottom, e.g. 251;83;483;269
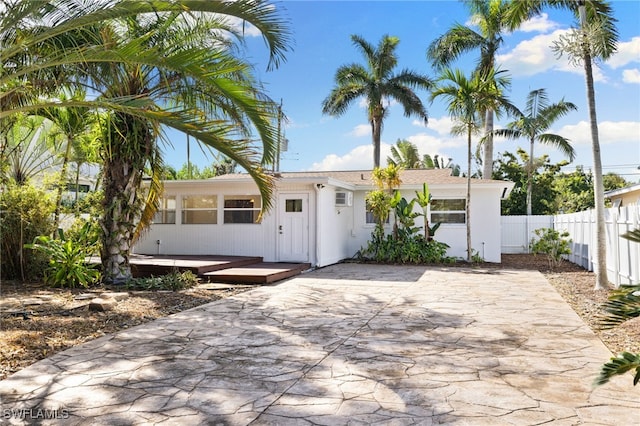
278;193;309;262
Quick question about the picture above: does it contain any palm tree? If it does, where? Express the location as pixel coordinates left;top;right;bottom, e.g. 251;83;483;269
427;0;523;180
387;139;422;168
35;90;94;230
323;34;432;168
1;0;291;284
430;68;514;262
494;89;577;216
507;0;618;290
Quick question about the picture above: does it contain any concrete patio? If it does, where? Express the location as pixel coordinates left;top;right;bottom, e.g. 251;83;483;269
1;264;638;425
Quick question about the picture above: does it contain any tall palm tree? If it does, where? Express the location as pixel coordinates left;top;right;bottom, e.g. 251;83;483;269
1;0;291;284
323;34;432;168
35;90;94;230
494;89;577;216
507;0;618;290
430;68;514;262
427;0;522;180
387;139;422;168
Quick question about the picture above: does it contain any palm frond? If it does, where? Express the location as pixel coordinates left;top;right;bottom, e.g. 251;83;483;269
598;284;640;329
594;351;640;386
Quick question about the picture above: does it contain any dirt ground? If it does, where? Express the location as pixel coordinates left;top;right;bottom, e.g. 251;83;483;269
1;254;638;381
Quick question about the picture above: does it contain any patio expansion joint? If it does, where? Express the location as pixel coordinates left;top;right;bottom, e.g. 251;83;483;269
248;286;407;424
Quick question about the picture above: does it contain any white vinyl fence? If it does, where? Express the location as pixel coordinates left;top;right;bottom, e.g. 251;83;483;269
554;205;640;286
501;215;554;254
501;205;640;286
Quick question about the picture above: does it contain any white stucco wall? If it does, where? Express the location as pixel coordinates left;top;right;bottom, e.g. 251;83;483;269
347;185;504;263
135;178;506;265
316;186;354;266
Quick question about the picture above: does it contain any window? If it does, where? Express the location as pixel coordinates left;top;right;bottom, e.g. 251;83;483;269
65;183;90;193
182;195;217;224
365;201;390;225
285;199;303;212
224;195;261;224
430;199;466;224
153;196;176;224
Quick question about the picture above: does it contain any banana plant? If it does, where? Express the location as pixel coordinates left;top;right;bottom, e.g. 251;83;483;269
415;182;438;241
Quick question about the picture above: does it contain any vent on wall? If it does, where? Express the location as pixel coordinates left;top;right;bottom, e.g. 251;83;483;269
335;191;353;207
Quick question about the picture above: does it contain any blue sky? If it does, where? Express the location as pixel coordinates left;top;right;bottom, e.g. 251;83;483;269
164;0;640;181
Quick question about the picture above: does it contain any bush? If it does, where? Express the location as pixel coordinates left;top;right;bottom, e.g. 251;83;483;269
358;233;453;264
26;222;101;288
125;270;200;291
0;184;55;280
530;227;572;269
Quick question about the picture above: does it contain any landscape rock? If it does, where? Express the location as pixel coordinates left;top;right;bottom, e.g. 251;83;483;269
89;297;117;312
100;292;129;301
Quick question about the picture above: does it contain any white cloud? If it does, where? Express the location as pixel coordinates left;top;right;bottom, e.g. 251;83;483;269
607;37;640;69
349;124;370;137
557;120;640;145
518;13;558;33
309;143;392;171
497;29;605;81
406;133;465;161
622;68;640;84
412;116;457;136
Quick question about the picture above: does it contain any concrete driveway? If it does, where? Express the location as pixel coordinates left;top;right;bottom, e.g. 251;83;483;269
1;264;638;425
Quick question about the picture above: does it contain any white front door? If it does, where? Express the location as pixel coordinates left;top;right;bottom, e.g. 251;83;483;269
278;193;309;262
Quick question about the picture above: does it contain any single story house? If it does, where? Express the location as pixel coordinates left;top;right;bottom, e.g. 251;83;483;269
134;169;514;266
605;183;640;207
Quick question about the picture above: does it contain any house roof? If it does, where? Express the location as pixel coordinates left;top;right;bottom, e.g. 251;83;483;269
604;183;640;198
212;169;512;189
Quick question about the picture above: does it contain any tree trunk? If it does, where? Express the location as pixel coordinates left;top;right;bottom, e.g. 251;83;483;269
580;4;608;290
526;135;534;216
52;136;73;232
482;108;494;179
371;111;383;169
466;126;472;262
100;156;143;285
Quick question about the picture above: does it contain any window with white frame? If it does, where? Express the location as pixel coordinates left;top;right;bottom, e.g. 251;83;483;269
223;195;261;224
365;201;390;225
430;199;466;224
182;195;217;224
153;196;176;224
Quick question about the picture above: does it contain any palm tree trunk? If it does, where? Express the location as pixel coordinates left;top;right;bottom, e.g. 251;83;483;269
527;136;534;216
100;157;143;285
371;115;383;168
482;109;494;179
52;137;73;233
584;48;608;290
579;4;608;290
466;126;472;262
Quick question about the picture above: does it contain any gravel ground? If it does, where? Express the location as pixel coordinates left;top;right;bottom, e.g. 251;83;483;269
1;254;638;380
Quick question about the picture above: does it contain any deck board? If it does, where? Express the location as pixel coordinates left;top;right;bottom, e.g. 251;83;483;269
202;262;312;284
124;255;310;284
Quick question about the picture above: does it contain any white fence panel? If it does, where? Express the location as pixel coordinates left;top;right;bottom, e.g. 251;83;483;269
502;206;639;286
501;215;553;254
553;205;639;286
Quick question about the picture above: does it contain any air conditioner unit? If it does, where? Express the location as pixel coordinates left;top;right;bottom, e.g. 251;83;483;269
335;191;353;207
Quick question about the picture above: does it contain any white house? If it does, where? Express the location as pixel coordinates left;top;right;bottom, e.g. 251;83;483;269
134;169;514;265
605;183;640;207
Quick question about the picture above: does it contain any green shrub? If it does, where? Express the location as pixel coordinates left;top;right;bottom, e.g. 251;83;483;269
358;233;453;264
125;270;200;291
0;184;55;280
530;227;572;269
26;222;101;288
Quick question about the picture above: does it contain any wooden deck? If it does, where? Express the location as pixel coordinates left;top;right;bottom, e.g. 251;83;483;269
129;255;311;285
202;262;312;284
